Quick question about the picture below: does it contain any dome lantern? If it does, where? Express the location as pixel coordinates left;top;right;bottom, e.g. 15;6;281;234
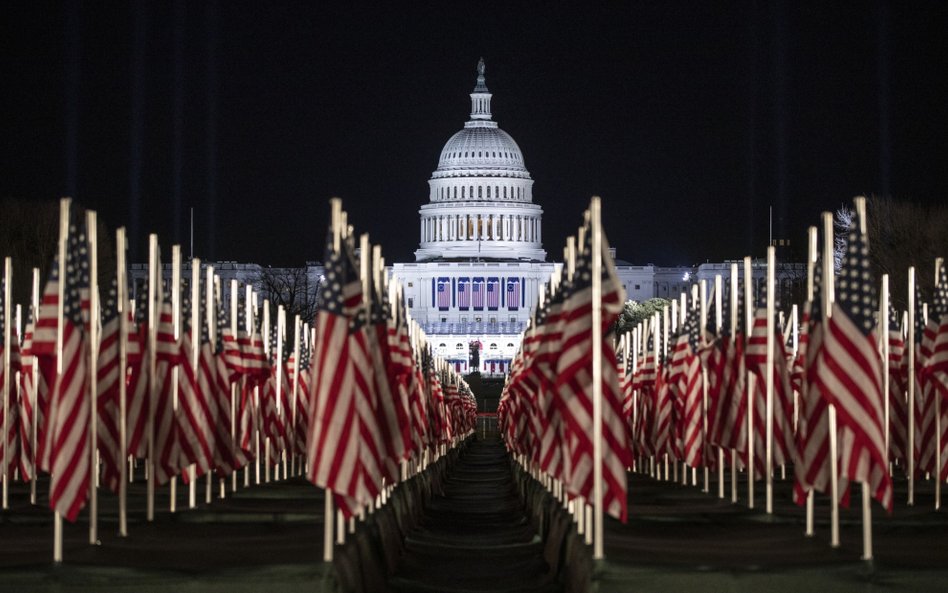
470;57;492;121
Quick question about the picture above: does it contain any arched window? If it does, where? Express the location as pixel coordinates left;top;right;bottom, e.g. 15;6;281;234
478;186;482;198
503;186;507;199
487;186;491;198
461;186;465;198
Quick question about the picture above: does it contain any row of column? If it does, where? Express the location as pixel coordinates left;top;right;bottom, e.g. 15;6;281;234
420;213;541;244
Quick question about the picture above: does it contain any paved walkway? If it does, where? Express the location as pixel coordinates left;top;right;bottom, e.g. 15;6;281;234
389;438;561;593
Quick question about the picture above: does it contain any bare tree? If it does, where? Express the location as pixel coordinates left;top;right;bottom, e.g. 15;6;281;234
864;195;948;310
258;265;321;327
834;204;855;273
0;197;115;307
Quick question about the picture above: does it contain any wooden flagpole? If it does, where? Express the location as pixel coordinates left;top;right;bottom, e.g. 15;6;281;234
729;263;739;503
146;233;158;523
262;299;271;483
805;226;817;537
791;303;799;441
230;279;243;492
2;257;10;511
248;285;260;486
713;274;724;498
291;313;300;477
765;246;775;514
53;197;70;562
277;305;286;480
208;268;225;500
699;280;710;492
170;245;181;513
936;258;944;511
190;258;201;507
880;274;890;477
323;197;342;563
744;256;754;509
662;304;670;481
652;312;660;480
907;265;916;506
855;196;874;560
821;212;840;548
116;227;129;536
30;268;40;505
590;197;605;560
86;211;100;544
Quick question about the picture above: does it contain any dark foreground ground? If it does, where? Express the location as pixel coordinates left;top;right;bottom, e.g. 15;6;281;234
600;467;948;593
2;449;947;593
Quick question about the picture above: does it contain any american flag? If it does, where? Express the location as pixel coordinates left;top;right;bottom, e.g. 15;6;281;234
911;284;935;475
814;217;892;512
457;278;470;309
1;276;24;480
925;266;948;481
369;286;408;481
486;278;499;310
669;305;704;468
306;233;365;514
35;217;92;521
471;278;484;310
346;257;385;505
507;278;520;311
153;282;182;485
746;280;796;477
175;284;217;479
211;289;248;476
793;259;834;505
534;283;565;476
631;326;657;458
553;223;630;521
289;329;311;456
436;277;451;310
220;292;244;379
124;288;150;459
260;364;287;464
18;306;39;481
708;280;747;464
95;278;125;493
886;303;908;467
383;289;413;459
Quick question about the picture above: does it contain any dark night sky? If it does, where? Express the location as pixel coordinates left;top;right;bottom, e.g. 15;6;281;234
3;1;947;266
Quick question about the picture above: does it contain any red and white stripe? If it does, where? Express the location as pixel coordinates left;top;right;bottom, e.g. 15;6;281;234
816;302;892;512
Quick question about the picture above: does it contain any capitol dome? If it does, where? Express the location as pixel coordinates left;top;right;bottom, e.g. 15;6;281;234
416;59;545;262
436;127;528;176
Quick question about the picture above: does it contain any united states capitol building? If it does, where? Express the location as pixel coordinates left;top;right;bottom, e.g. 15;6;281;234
391;60;800;375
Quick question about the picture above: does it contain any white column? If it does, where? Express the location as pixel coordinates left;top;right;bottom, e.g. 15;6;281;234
492;215;499;240
480;215;487;240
